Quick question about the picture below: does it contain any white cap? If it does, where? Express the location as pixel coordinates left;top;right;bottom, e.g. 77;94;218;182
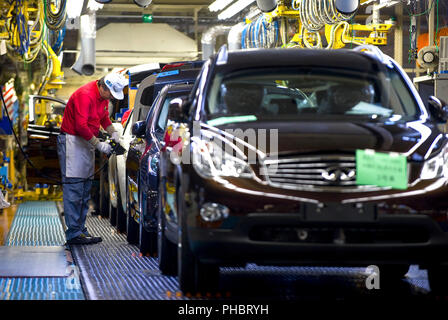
104;73;128;100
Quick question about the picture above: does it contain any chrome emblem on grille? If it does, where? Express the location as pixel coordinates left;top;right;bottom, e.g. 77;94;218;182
321;166;356;182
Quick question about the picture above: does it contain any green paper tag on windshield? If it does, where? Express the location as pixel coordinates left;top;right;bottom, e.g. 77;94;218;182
356;149;408;190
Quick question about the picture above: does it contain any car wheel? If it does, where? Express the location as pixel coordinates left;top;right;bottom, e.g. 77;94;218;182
115;177;127;233
376;264;409;288
108;161;118;227
157;177;177;275
108;193;117;227
126;177;139;245
378;264;409;280
427;264;448;295
176;178;219;294
99;161;109;218
139;219;157;257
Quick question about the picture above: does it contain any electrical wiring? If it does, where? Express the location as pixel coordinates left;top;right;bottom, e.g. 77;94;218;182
298;0;357;32
6;0;30;56
44;0;66;31
3;0;45;63
241;15;279;49
50;25;65;55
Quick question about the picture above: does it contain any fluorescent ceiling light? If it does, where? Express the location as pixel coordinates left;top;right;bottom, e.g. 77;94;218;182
209;0;234;12
218;0;255;20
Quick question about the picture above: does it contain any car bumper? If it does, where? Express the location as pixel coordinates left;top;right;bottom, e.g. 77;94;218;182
182;168;448;266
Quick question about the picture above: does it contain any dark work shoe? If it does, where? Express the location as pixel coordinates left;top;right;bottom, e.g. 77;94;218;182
87;236;102;243
83;232;102;244
66;234;94;245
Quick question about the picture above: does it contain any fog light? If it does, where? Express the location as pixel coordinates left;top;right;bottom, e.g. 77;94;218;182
200;203;229;222
297;229;308;241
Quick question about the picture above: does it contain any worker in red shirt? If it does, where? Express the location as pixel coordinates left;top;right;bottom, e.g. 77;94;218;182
57;72;127;245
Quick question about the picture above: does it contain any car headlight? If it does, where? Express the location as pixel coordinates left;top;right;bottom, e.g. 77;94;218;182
191;138;254;179
420;145;448;180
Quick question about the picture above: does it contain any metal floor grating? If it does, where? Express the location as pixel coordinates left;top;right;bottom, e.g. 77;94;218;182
0;278;84;300
72;214;431;300
71;215;181;300
6;201;65;246
1;201;85;300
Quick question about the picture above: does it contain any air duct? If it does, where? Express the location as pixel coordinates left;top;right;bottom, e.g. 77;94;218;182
256;0;277;12
201;25;232;60
71;11;96;75
228;22;245;51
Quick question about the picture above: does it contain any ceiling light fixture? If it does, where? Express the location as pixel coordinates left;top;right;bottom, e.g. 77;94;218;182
209;0;234;12
218;0;255;20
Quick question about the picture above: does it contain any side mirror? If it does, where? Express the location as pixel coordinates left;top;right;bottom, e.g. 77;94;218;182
428;96;448;122
168;97;188;122
131;120;146;138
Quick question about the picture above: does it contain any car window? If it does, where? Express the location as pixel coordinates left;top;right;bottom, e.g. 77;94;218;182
206;68;420;121
154;91;191;132
156;97;172;132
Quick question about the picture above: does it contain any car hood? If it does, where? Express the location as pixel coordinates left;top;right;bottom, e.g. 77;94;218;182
210;118;439;158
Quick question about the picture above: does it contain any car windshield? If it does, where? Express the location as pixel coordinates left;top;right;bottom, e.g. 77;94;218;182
206;67;420;123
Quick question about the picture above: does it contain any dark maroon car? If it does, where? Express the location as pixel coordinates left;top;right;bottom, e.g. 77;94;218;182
158;45;448;294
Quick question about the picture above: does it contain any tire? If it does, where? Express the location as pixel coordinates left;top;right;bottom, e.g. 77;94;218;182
427;264;448;295
108;160;118;227
157;176;177;275
138;178;157;256
378;264;409;280
109;193;117;227
99;160;109;218
176;178;219;294
139;219;157;257
126;177;139;245
115;178;127;233
375;264;409;289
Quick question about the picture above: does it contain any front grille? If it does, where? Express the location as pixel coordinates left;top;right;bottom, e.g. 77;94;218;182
262;154;387;192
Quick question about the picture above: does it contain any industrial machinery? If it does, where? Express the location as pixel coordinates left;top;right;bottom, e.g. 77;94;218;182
240;0;395;50
0;0;66;201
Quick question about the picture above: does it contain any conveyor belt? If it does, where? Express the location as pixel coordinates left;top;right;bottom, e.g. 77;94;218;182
72;214;431;300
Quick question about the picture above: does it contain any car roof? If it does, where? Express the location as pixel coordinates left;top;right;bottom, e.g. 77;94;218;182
214;48;382;74
154;68;201;87
165;82;193;93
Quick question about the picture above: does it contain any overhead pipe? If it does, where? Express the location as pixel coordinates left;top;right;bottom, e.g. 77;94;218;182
71;10;96;75
201;25;232;60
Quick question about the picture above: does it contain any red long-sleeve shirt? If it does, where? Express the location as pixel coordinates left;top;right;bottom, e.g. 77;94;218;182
60;80;112;141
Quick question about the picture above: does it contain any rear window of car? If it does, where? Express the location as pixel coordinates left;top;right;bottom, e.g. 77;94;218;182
206;67;421;121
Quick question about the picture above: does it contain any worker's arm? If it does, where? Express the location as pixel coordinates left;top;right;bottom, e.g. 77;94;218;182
101;103;121;143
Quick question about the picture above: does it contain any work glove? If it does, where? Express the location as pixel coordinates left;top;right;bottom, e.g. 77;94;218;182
111;131;122;143
96;141;112;155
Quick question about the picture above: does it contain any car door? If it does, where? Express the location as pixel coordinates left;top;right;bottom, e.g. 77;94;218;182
126;75;157;221
138;86;170;231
